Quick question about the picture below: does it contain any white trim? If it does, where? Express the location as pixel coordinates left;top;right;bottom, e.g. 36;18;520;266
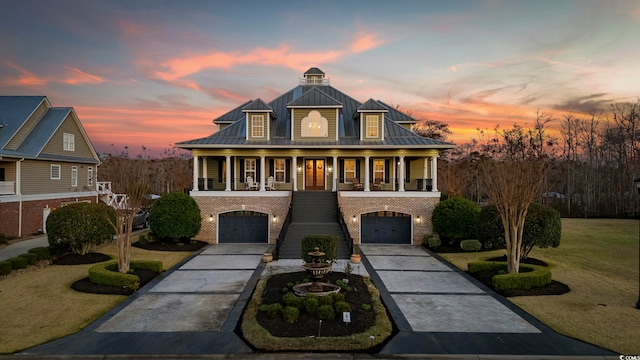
290;109;295;141
381;113;385;141
0;191;98;203
335;108;339;141
51;164;61;180
71;166;78;187
365;115;379;138
340;191;440;198
190;190;289;198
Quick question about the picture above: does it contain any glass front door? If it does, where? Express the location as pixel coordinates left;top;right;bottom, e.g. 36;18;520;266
304;159;325;190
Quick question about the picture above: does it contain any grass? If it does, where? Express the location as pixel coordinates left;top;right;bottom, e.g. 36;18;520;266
0;232;193;354
439;218;640;354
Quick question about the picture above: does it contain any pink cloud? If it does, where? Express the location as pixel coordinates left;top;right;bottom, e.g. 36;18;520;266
350;32;384;53
63;67;106;84
4;62;49;86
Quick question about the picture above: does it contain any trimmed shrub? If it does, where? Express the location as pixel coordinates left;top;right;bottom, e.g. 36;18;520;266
467;261;552;290
318;294;334;307
334;301;351;313
18;253;38;265
0;260;12;276
304;296;319;315
282;306;300;323
28;247;51;261
282;292;304;310
424;234;441;249
8;256;27;270
432;197;480;242
47;202;116;255
301;235;338;263
330;292;345;303
88;259;163;290
260;303;283;318
521;203;561;259
460;239;482;252
149;192;201;241
477;205;505;249
0;232;7;245
316;304;335;320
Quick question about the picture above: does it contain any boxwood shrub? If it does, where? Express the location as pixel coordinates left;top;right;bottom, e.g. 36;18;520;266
460;239;482;252
432;197;480;242
301;235;338;263
28;247;51;261
423;234;441;249
89;260;163;291
0;260;12;276
467;261;552;290
18;252;38;265
316;304;335;320
8;256;27;270
282;306;300;323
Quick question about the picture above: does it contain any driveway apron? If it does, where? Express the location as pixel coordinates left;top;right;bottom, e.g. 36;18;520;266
358;244;614;356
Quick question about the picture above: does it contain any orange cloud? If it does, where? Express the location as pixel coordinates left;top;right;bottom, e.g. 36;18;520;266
153;45;343;82
350;32;384;53
63;67;105;84
4;62;49;86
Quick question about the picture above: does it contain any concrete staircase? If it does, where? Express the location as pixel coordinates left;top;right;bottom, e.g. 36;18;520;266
278;191;351;259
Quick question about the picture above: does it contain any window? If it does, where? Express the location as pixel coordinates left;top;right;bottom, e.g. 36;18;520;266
63;133;75;151
373;159;384;182
365;115;379;138
274;159;286;182
301;110;328;137
71;166;78;187
0;168;5;181
344;159;356;182
251;115;264;138
51;165;61;180
87;167;94;187
245;158;256;181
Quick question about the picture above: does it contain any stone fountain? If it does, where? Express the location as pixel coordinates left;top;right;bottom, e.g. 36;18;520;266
292;247;340;297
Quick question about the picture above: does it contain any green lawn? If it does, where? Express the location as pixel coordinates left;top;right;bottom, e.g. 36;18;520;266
439;218;640;354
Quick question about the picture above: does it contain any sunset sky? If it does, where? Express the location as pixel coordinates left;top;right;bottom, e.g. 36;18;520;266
1;0;638;156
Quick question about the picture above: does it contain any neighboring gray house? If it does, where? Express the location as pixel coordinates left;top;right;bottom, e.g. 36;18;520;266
0;96;100;238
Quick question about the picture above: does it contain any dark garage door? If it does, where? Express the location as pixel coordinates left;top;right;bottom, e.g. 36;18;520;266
361;211;411;244
219;211;268;243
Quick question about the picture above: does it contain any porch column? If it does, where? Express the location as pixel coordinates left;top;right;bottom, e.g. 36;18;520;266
431;155;438;192
259;156;266;191
202;156;208;190
332;155;338;192
192;155;199;191
398;155;405;192
225;155;232;191
423;157;429;191
364;155;370;192
292;156;298;191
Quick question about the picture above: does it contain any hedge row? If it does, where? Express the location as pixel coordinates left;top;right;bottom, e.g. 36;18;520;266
467;261;552;290
0;246;53;276
301;235;338;263
89;260;163;291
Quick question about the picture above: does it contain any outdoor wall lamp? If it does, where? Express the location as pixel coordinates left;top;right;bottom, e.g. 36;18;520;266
352;215;357;223
328;166;333;173
209;214;213;222
297;165;302;172
415;215;421;223
272;215;277;223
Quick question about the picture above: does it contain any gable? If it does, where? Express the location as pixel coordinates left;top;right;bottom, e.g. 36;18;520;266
40;110;97;160
0;96;49;150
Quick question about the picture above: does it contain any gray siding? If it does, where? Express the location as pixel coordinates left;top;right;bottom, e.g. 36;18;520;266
41;113;95;159
21;160;93;195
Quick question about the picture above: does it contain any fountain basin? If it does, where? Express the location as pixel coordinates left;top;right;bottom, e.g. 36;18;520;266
292;282;340;297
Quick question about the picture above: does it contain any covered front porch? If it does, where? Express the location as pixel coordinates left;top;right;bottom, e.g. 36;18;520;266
191;149;440;193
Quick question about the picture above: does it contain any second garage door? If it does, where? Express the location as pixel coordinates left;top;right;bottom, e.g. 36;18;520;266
361;211;411;244
219;211;268;243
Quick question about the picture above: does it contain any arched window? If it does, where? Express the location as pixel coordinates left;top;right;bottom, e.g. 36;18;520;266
301;110;328;137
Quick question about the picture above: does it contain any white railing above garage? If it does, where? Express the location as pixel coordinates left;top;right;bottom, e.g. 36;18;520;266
0;181;15;195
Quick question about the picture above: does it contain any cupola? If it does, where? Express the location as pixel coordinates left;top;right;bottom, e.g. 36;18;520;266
300;67;329;85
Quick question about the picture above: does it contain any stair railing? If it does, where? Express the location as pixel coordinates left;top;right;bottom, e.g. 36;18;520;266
275;203;293;260
337;209;354;256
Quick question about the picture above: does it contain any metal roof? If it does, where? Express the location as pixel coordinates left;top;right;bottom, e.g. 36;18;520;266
287;87;343;108
213;100;252;124
0;96;47;149
303;67;325;76
242;98;275;113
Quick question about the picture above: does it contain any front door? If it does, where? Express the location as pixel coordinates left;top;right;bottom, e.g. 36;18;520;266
305;159;325;190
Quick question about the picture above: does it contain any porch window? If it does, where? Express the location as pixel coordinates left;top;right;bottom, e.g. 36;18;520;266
344;159;356;182
274;159;286;182
63;133;75;151
87;167;94;186
71;166;78;187
365;115;379;138
245;158;257;181
373;159;384;182
301;110;328;137
251;115;265;138
51;164;61;180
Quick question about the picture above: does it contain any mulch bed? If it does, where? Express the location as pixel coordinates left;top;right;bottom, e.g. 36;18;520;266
71;268;160;295
256;271;376;338
132;240;207;251
53;252;111;265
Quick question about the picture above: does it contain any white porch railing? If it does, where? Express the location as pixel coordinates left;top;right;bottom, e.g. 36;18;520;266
0;181;15;195
97;181;128;209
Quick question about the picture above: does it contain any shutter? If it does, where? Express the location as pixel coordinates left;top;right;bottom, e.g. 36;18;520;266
256;159;261;182
355;159;360;181
269;159;274;177
240;159;245;181
286;159;291;182
339;159;344;182
405;160;410;183
369;158;374;182
218;159;224;183
385;159;390;182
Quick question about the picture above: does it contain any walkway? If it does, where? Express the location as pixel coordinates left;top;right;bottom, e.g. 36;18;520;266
0;236;48;262
17;244;614;357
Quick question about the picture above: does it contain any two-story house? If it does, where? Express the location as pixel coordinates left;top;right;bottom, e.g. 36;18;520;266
176;68;455;256
0;96;100;238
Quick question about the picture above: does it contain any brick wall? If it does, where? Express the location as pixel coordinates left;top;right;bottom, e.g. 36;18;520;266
337;193;439;245
193;195;291;244
0;196;96;238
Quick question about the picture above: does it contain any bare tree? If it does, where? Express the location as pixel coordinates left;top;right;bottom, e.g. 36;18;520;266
412;119;452;141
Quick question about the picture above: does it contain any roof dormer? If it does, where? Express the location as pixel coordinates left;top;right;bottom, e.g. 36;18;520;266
300;67;329;86
356;99;388;141
242;98;275;141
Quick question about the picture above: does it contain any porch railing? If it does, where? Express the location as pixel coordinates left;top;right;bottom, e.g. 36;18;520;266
0;181;15;195
195;177;435;192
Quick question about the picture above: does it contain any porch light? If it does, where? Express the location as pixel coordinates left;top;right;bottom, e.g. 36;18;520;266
272;215;277;223
415;215;421;223
297;165;302;172
352;215;357;223
328;166;333;173
209;214;213;222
